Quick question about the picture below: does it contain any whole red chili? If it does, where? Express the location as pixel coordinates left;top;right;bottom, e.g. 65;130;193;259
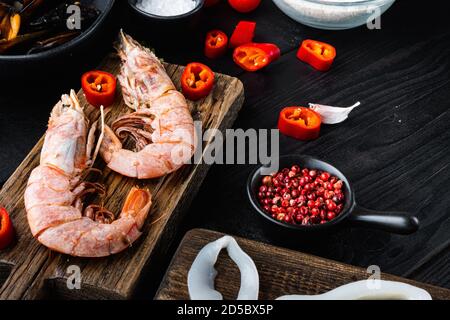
205;30;228;59
0;208;15;250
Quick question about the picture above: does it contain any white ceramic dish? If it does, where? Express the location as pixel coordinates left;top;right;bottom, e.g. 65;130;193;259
277;280;432;300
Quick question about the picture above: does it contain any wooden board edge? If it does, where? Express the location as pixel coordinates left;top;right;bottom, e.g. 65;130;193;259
154;229;204;300
155;228;450;300
0;61;245;299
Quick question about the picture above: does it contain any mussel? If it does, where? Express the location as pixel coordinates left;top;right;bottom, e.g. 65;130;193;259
0;29;46;53
0;0;100;54
0;1;21;41
0;10;20;41
27;30;79;54
29;1;100;32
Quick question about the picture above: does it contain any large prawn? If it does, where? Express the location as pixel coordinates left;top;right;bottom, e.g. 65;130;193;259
99;31;196;179
24;90;152;257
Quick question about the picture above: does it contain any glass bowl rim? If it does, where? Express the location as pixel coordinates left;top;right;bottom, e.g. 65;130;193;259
277;0;395;6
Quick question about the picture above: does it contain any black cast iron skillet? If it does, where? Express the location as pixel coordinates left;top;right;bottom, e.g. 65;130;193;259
247;155;419;235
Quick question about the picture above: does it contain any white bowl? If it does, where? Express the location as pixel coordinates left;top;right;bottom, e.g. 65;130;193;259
272;0;396;30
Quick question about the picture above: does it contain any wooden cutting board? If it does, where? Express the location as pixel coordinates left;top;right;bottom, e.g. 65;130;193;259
156;229;450;300
0;55;244;300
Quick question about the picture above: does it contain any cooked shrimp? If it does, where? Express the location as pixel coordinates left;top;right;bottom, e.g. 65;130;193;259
24;90;152;257
99;31;196;179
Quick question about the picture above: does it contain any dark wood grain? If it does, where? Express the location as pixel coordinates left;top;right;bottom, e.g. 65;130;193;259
156;229;450;300
0;55;244;300
181;0;450;290
404;244;450;289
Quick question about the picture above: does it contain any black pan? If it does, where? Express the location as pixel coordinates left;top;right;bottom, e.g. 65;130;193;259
0;0;116;83
247;155;419;235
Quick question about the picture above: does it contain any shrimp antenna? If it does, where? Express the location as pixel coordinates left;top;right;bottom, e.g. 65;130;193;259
19;0;37;14
91;106;106;167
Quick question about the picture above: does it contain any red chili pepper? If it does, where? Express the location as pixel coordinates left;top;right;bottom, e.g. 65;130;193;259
205;30;228;59
233;43;280;72
81;70;117;108
181;63;215;101
228;0;261;13
297;39;336;72
0;208;14;250
229;21;256;48
278;107;322;141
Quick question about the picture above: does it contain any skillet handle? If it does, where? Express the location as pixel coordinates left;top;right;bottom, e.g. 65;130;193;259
348;205;419;235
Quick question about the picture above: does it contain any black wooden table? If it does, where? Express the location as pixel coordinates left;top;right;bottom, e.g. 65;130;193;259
0;0;449;298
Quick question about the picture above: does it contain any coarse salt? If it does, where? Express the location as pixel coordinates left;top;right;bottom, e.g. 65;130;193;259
136;0;198;17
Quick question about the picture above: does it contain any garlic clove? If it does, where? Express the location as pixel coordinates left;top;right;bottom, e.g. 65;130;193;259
309;101;361;125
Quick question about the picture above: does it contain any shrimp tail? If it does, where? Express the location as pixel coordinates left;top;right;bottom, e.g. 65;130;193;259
36;187;152;257
121;187;152;229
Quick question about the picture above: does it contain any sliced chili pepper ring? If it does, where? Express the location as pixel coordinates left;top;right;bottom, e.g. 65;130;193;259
0;207;14;250
205;30;228;59
236;46;268;68
181;63;215;101
297;40;336;72
233;43;280;72
278;107;322;141
306;41;334;59
81;70;117;108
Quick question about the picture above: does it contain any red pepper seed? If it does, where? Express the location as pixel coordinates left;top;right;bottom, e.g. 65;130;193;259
321;172;330;181
258;166;345;226
327;201;337;211
302;216;310;225
262;176;273;186
327;211;336;220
